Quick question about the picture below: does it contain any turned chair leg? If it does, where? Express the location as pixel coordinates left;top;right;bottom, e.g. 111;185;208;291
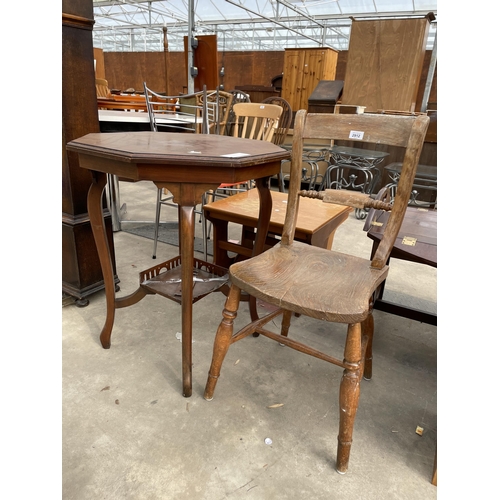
336;322;363;474
204;285;241;401
362;313;374;380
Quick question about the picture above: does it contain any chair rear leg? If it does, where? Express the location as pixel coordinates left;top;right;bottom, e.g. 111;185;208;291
336;322;363;474
362;312;374;380
204;285;241;400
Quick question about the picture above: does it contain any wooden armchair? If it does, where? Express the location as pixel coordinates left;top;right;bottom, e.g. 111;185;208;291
204;109;429;474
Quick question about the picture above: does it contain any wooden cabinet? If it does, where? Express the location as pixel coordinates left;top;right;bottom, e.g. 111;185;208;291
281;48;338;112
63;0;117;306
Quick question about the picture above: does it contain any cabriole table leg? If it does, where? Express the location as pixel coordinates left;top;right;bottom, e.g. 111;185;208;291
87;171;116;349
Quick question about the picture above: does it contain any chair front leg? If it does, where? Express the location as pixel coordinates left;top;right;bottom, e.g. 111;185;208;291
204;284;241;401
280;310;293;337
336;322;363;474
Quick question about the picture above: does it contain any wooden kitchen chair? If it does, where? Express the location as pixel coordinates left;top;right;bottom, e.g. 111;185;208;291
203;102;283;253
204;109;429;474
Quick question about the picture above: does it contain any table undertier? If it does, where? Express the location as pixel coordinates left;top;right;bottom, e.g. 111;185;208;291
140;256;229;303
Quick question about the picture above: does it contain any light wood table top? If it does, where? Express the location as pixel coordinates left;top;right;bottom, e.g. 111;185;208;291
204;189;352;268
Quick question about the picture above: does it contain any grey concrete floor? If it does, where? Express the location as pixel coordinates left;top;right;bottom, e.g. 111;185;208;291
62;180;437;499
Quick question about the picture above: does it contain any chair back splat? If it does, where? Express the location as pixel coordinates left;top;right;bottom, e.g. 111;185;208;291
203;109;429;475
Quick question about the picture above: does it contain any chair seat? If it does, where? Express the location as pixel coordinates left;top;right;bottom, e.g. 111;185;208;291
229;241;389;324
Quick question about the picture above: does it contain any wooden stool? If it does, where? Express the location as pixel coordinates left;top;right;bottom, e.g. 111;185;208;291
204;189;352;268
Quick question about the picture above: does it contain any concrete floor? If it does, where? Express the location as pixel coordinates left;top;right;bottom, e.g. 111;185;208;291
62;180;437;499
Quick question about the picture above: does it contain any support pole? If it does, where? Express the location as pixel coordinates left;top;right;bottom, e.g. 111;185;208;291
421;31;437;113
163;26;169;96
187;0;196;93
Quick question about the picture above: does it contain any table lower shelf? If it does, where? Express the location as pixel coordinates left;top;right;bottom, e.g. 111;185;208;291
140;256;229;303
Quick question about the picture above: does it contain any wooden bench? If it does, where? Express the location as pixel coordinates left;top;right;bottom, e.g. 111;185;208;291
204;188;352;268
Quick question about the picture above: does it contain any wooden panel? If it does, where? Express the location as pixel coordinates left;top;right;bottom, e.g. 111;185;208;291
300;49;337;110
93;47;105;79
342;18;430;112
221;51;285;92
281;50;304;110
103;51;185;95
184;34;219;92
100;48;435;111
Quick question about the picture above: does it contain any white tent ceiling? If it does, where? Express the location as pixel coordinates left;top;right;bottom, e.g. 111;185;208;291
93;0;437;52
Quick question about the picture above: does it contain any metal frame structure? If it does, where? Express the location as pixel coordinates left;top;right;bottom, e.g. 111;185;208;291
93;0;437;53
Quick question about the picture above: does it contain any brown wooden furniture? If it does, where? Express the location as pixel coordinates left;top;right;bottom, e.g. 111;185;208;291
66;131;289;398
281;48;338;112
234;85;279;103
260;96;292;146
342;16;433;113
365;204;437;325
231;102;283;141
197;90;234;134
307;80;344;113
204;189;352;269
203;110;429;474
97;94;147;112
95;78;111;98
62;1;117;307
203;102;284;258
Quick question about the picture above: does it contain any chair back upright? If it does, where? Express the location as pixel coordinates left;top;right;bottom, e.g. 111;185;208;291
232;103;283;142
283;110;430;267
260;97;292;145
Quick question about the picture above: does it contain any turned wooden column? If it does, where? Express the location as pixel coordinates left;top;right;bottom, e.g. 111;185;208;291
62;0;117;306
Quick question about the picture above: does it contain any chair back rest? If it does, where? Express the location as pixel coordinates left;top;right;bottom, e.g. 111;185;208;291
143;82;208;134
95;78;111;98
196;90;234;135
283;110;429;268
261;97;292;145
232;103;283;142
225;90;251;136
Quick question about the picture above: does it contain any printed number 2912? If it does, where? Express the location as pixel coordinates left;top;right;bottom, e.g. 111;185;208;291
349;130;364;140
